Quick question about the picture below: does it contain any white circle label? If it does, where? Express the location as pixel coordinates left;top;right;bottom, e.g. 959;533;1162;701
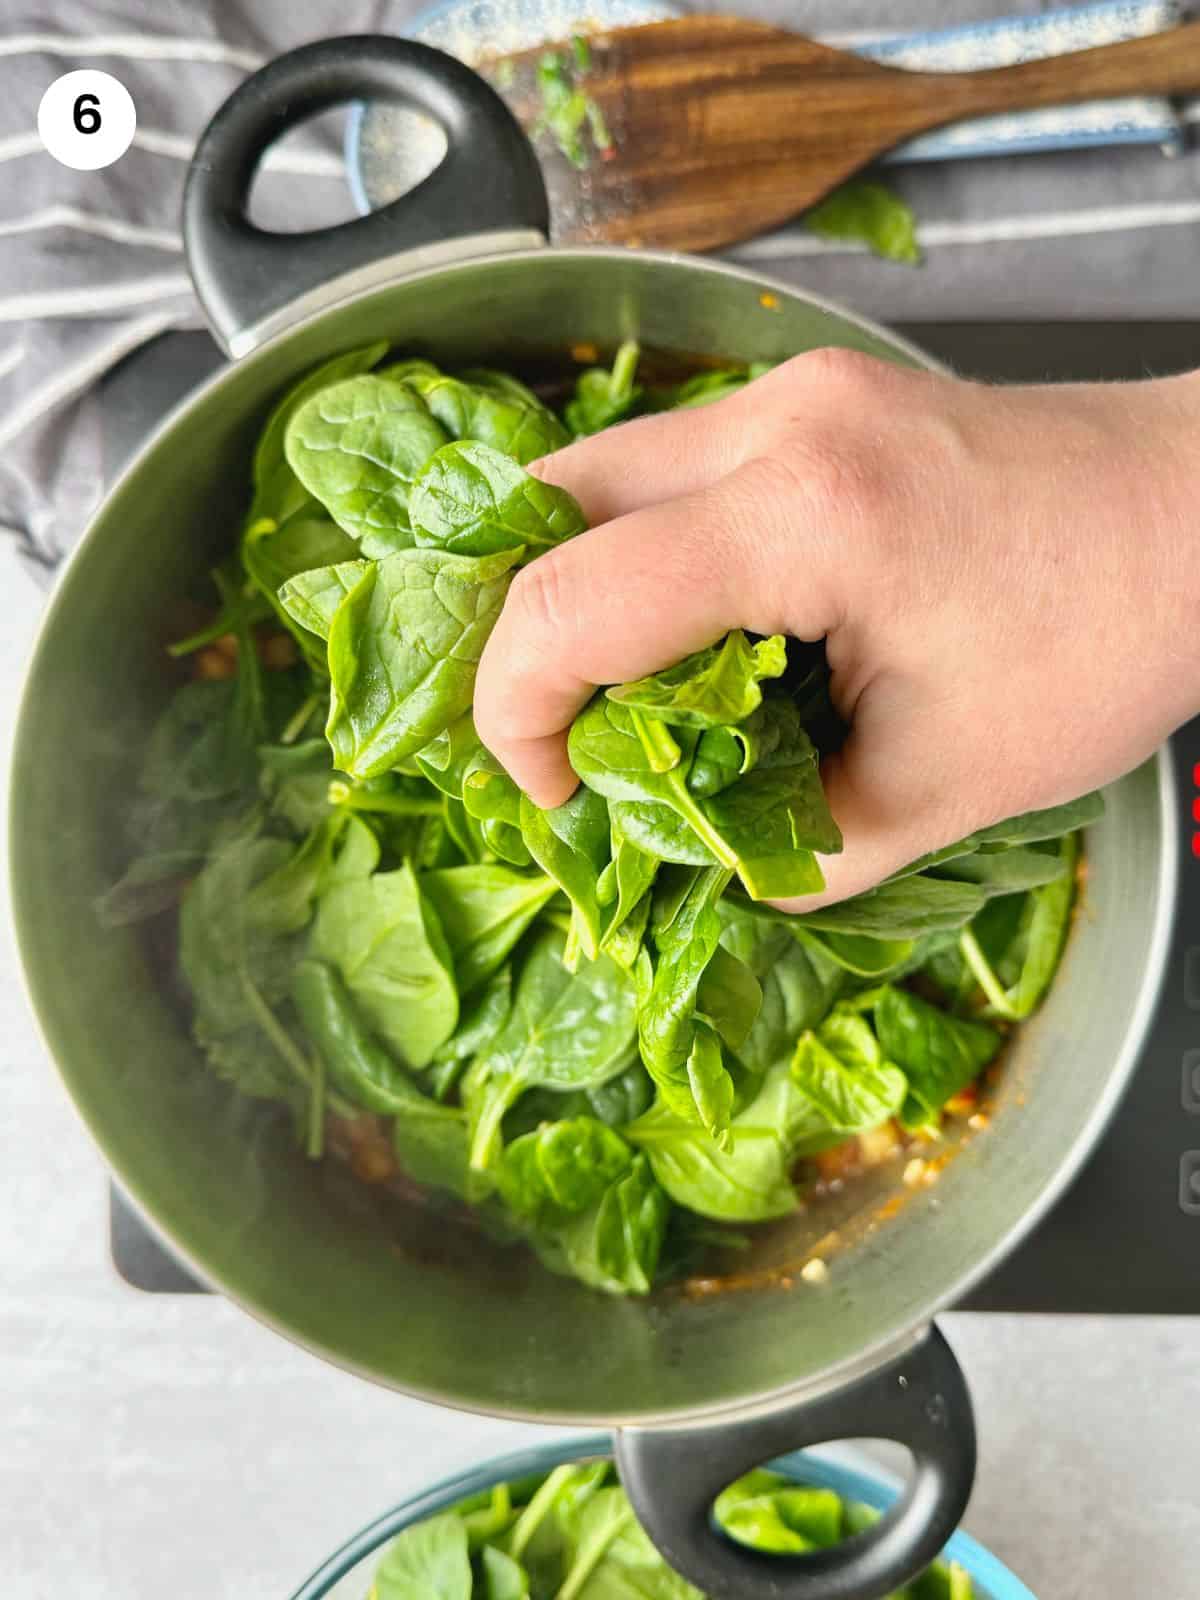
38;69;136;171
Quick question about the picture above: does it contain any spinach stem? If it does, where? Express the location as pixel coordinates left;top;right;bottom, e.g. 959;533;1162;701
555;1506;635;1600
329;780;442;817
958;929;1017;1020
665;774;740;871
307;1049;325;1160
629;707;680;774
468;1077;518;1173
508;1465;577;1560
609;338;639;397
281;692;321;746
240;971;312;1091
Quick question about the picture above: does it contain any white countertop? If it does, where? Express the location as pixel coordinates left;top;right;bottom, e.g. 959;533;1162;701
1;536;1194;1600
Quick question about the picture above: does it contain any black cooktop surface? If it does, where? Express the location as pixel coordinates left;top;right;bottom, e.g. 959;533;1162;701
103;321;1200;1311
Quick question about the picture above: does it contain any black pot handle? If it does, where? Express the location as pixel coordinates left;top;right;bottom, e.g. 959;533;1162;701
182;35;548;356
614;1324;976;1600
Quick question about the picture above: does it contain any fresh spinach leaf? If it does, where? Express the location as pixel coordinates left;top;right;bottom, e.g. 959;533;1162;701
969;793;1103;849
700;701;839;899
499;1117;632;1222
572;694;839;901
461;744;533;866
790;1005;907;1149
565;340;642;437
257;739;335;835
687;717;767;798
657;363;772;411
608;798;719;867
597;809;659;959
372;1511;472;1600
529;1152;668;1295
635;866;738;1141
959;833;1079;1020
431;967;512;1071
458;367;543;407
791;875;986;941
291;957;425;1116
311;859;459;1068
529;47;614;176
606;631;786;727
409;441;585;558
928;845;1066;898
798;927;917;979
465;928;638;1169
242;512;360;665
871;985;1000;1128
891;792;1103;880
420;864;558;996
249;341;389;524
518;786;611;962
285;374;449;555
403;369;570;462
180;827;305;1034
480;1546;529;1600
804;178;921;264
583;1060;655;1126
626;1059;805;1222
694;943;762;1052
555;1486;637;1600
718;902;844;1071
324;545;522;780
277;558;369;641
713;1469;843;1554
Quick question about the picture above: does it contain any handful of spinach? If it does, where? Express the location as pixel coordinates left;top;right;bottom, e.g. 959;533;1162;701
360;1459;975;1598
109;342;1101;1296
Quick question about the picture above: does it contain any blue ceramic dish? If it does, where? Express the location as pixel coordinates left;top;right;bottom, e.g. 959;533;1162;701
344;0;1184;219
288;1434;1038;1600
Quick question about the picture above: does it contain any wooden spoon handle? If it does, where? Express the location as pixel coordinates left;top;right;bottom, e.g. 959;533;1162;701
924;19;1200;121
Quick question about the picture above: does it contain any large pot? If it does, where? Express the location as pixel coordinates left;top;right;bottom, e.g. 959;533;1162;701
9;37;1176;1600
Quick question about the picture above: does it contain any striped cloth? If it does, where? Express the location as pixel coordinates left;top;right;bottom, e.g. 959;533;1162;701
2;0;1199;569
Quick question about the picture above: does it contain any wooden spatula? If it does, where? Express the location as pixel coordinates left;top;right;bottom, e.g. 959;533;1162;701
488;16;1200;251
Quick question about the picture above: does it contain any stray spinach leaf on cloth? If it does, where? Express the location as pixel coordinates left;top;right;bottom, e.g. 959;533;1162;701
804;178;922;265
111;342;1098;1295
362;1461;976;1598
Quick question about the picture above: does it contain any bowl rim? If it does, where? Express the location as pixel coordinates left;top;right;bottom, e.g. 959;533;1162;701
286;1432;1039;1600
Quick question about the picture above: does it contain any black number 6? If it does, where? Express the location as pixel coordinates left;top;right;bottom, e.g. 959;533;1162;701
73;92;101;135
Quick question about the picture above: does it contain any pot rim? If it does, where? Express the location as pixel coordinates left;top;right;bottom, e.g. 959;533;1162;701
8;243;1178;1427
286;1431;1038;1600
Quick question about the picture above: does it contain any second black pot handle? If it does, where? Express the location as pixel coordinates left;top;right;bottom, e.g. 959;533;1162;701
614;1324;975;1600
183;36;549;356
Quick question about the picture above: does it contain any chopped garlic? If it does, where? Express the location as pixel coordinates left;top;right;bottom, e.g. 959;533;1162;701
801;1258;828;1284
903;1158;926;1188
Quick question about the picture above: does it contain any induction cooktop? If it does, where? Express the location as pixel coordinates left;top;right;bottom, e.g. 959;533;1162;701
101;321;1200;1311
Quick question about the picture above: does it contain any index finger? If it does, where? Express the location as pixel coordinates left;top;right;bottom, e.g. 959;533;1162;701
474;458;838;807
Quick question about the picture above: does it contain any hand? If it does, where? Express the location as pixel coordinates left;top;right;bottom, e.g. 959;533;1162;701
475;349;1200;907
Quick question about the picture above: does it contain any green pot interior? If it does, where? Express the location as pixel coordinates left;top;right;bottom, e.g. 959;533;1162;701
10;251;1175;1422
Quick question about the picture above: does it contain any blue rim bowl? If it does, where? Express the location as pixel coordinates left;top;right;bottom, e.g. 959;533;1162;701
288;1434;1038;1600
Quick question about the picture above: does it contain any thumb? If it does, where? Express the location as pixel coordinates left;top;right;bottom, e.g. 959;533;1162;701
475;461;840;807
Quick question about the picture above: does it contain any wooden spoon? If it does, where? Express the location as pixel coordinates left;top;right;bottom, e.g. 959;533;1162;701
490;16;1200;251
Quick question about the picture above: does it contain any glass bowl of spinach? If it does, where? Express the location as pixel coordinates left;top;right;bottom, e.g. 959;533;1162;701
287;1435;1035;1600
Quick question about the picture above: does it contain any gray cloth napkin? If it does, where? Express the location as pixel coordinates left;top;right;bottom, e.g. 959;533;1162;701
2;0;1198;569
